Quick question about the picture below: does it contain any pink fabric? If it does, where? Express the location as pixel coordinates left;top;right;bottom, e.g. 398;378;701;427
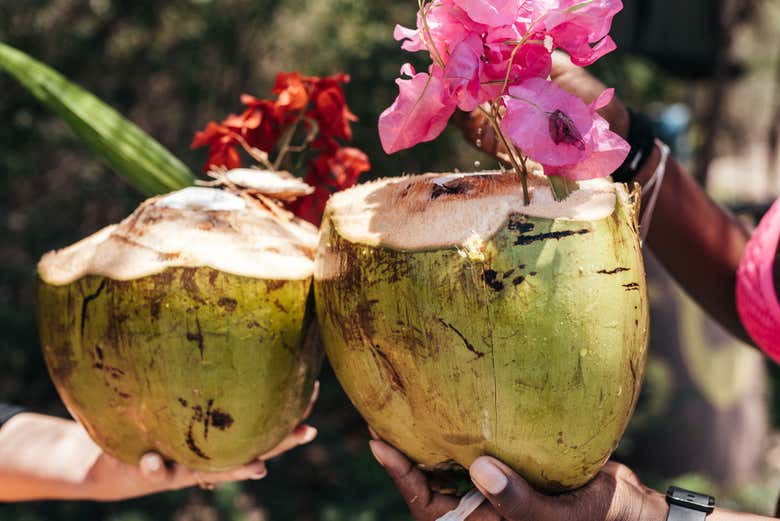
736;198;780;363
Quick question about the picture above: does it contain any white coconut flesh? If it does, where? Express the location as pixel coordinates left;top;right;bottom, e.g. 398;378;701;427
326;171;631;251
38;187;319;286
225;169;314;199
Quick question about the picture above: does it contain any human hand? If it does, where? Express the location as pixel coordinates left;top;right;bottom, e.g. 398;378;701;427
0;383;320;502
84;380;321;500
369;440;668;521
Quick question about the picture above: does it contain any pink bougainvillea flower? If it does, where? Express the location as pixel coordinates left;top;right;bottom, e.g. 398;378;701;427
443;33;484;111
536;0;623;66
394;0;483;64
481;41;552;98
379;64;457;154
453;0;521;27
501;78;629;180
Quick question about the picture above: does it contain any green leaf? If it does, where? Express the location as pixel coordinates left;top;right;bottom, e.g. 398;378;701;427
0;42;195;196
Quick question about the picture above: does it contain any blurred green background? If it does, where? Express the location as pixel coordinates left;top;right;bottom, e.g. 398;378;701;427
2;0;780;519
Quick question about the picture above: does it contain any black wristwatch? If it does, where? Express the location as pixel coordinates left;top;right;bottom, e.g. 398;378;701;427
666;486;715;521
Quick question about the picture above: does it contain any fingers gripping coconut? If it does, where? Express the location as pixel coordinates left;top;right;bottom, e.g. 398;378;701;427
316;172;648;492
37;172;322;472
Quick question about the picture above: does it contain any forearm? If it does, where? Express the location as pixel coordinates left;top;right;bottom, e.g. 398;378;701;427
637;150;754;344
0;413;101;501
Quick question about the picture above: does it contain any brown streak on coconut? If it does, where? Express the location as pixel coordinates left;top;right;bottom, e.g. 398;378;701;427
370;345;405;393
430;179;470;200
483;270;505;292
186;317;205;359
597;267;630;275
185;419;210;460
217;298;238;312
80;279;106;338
514;229;590;246
437;319;485;358
210;408;234;431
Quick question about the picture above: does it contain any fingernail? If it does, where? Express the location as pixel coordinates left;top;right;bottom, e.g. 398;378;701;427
368;440;387;466
140;453;162;474
302;426;317;443
470;458;508;495
250;469;267;480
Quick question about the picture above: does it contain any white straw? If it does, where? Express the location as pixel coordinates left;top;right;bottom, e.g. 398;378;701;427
436;488;487;521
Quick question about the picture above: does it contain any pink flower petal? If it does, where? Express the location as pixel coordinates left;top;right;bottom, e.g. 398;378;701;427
444;33;484;111
453;0;521;26
548;118;629;180
501;78;628;179
536;0;623;65
590;88;615;111
379;65;457;154
394;24;425;52
550;23;617;66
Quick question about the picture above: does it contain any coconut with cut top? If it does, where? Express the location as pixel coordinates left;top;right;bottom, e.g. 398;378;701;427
37;179;322;471
314;171;649;492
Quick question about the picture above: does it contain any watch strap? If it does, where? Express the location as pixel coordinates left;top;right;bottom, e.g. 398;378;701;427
667;503;709;521
666;486;715;521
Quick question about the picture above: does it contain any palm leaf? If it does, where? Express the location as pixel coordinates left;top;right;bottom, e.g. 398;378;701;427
0;42;195;195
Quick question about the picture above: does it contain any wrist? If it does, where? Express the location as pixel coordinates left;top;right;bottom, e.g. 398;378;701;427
641;490;671;521
608;102;630;141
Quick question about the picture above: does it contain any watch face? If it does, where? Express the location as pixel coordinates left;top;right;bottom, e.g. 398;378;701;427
667;486;716;513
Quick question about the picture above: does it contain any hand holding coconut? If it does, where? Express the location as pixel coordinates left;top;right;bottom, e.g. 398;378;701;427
371;440;777;521
0;413;317;502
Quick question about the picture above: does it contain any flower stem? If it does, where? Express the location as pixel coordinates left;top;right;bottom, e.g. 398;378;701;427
481;103;530;205
548;175;577;202
273;113;304;170
418;0;446;69
233;133;275;170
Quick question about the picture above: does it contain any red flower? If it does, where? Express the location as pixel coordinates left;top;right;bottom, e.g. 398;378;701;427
329;147;371;189
273;72;311;116
237;95;281;152
190;121;241;171
288;142;371;225
192;70;369;224
308;74;358;141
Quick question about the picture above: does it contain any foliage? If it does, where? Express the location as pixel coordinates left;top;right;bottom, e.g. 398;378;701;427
0;42;195;196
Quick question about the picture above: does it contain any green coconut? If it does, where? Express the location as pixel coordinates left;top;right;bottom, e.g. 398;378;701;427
315;171;649;492
37;185;322;471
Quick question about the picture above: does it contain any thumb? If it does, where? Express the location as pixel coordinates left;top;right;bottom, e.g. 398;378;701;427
469;457;561;521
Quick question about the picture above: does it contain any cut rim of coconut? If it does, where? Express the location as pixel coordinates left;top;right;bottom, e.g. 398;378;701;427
224;169;314;201
326;171;634;251
39;187;319;286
